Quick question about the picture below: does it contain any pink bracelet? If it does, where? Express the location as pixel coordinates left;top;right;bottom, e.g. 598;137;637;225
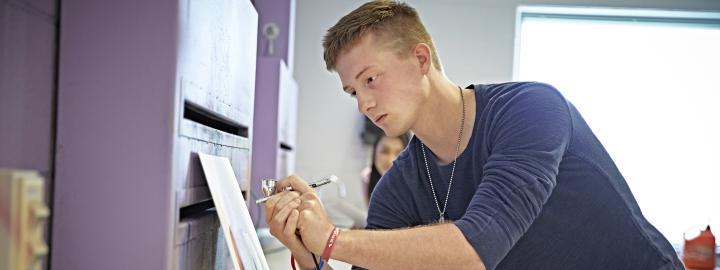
321;227;340;262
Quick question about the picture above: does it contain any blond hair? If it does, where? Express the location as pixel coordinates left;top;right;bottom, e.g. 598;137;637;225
322;0;442;72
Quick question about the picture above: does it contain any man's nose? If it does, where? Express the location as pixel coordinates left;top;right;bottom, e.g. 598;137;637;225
357;90;376;115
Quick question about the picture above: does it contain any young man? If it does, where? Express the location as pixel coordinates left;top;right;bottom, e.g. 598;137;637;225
264;1;683;269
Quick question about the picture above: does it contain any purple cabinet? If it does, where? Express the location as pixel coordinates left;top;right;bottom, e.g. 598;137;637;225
0;0;57;193
250;0;299;228
52;0;258;269
251;57;298;228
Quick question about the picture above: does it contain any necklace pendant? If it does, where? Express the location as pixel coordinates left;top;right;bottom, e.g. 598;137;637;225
438;216;445;223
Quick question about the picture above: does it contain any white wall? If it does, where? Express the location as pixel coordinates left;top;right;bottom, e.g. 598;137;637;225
293;0;720;209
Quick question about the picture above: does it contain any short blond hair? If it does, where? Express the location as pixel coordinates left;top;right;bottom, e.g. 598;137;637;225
322;0;442;72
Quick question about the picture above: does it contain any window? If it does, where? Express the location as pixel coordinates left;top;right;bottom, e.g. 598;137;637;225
515;6;720;245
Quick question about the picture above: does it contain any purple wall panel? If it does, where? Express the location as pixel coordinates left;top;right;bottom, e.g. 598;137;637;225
250;0;296;227
51;0;177;269
0;0;56;180
255;0;294;65
250;57;281;225
26;0;57;17
0;3;57;269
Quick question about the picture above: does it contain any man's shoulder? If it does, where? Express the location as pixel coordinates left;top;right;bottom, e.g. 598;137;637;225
480;81;561;98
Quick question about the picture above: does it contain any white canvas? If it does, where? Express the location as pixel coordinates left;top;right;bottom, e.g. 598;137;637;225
198;153;269;270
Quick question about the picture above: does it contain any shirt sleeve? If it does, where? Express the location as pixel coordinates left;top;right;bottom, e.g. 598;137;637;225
454;83;573;269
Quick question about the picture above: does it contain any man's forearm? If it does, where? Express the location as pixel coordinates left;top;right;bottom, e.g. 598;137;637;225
331;223;485;270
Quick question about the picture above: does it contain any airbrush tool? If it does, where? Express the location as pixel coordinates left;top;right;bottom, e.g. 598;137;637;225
255;175;338;204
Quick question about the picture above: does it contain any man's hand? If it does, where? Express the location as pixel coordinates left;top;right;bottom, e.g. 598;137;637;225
264;175;315;269
265;189;303;250
297;192;335;255
274;175;336;255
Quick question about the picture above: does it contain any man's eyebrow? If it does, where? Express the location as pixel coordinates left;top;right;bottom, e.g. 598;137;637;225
355;66;371;80
342;66;372;92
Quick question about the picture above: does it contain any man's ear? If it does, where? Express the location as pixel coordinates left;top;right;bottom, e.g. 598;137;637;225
413;43;432;74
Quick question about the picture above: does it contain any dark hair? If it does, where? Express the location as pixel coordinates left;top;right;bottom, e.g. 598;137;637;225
367;133;411;202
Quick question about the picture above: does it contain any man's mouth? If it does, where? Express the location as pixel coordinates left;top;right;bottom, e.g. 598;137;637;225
374;114;387;123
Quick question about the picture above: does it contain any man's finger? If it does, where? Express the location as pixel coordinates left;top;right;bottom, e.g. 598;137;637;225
299;192;319;201
273;199;300;226
275;192;300;211
298;198;316;212
264;191;299;224
296;208;306;232
284;209;300;239
275;175;314;194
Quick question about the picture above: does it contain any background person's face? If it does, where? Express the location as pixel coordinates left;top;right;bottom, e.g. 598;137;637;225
374;136;405;175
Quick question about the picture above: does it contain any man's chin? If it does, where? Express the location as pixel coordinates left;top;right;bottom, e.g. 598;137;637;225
383;130;404;138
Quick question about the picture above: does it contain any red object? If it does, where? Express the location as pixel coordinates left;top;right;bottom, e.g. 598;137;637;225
322;227;340;262
290;254;298;270
683;225;716;270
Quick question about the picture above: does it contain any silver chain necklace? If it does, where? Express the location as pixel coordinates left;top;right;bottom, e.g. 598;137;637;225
421;86;465;223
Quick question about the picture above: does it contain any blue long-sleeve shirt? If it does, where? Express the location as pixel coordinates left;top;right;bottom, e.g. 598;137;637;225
359;82;682;269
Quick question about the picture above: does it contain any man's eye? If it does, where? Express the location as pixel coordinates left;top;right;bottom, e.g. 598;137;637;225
349;91;357;97
367;76;376;84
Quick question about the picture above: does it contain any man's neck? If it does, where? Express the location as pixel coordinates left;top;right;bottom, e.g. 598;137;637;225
412;75;475;165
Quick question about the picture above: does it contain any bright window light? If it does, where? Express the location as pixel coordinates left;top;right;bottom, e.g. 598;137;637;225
515;7;720;245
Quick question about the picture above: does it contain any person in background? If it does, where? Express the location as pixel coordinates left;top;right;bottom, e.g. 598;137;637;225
361;133;410;205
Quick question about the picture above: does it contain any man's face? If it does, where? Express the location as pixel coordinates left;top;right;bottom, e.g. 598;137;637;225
335;33;428;137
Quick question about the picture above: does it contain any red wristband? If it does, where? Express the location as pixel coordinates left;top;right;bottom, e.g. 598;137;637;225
321;227;340;262
290;254;298;270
